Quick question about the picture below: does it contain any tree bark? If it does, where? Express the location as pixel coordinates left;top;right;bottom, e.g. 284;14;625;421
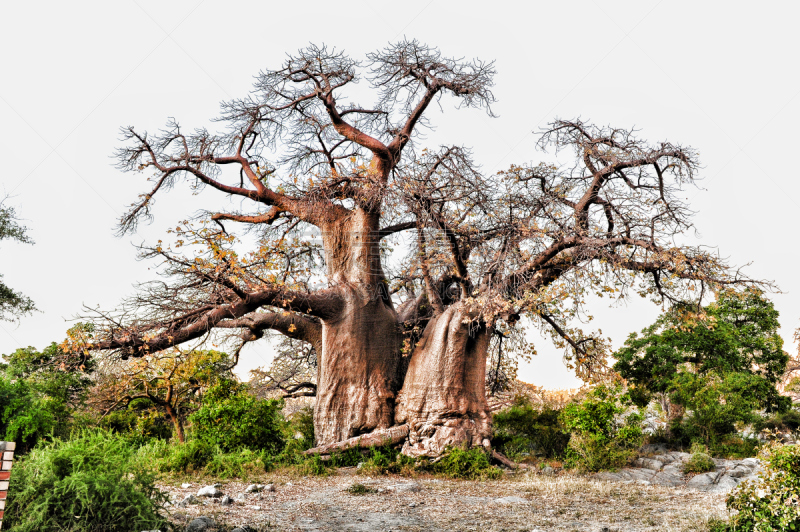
394;304;493;457
313;209;402;445
165;403;185;443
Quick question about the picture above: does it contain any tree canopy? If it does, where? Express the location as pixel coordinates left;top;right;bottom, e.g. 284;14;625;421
614;288;789;414
86;40;760;453
0;199;35;321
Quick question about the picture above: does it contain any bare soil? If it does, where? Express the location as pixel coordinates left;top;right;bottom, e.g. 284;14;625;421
162;467;728;531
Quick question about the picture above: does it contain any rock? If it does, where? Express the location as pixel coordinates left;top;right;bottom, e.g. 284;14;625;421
495;496;529;504
177;494;202;507
235;493;246;501
728;465;751;478
264;483;275;492
197;485;223;498
220;495;233;506
408;502;417;508
186;516;216;532
356;462;364;470
181;483;192;489
540;465;555;475
386;482;421;493
633;457;663;471
244;484;262;493
741;458;760;469
639;443;669;455
686;472;716;488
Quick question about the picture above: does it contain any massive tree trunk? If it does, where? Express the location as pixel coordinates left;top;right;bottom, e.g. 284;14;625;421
314;284;401;443
394;304;492;456
313;209;403;445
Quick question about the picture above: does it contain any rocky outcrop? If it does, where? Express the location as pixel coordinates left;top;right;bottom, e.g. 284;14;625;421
593;449;762;493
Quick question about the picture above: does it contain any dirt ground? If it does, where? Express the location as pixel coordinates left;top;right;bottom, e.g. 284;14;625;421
162;467;729;531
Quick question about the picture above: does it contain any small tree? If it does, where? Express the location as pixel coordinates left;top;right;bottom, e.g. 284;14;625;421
614;288;789;441
90;349;233;443
0;199;35;321
0;333;95;452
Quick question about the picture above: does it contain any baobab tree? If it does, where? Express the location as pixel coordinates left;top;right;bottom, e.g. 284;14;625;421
88;41;755;456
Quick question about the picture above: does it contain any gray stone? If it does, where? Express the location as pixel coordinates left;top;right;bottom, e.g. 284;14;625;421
741;458;760;469
177;494;202;507
686;472;716;487
220;495;233;506
181;483;192;489
387;482;421;493
540;465;555;475
186;516;215;532
495;496;529;504
729;465;751;478
235;493;246;501
244;484;262;493
632;457;663;471
197;485;223;498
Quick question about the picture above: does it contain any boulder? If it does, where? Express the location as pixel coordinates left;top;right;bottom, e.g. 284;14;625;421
197;485;223;498
386;482;421;493
186;516;216;532
177;495;202;508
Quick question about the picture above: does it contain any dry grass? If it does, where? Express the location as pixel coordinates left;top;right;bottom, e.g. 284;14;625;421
162;467;728;531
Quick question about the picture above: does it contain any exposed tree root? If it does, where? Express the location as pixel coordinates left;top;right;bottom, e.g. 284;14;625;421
304;424;409;455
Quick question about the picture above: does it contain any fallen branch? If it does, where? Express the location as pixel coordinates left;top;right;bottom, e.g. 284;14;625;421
304;424;410;455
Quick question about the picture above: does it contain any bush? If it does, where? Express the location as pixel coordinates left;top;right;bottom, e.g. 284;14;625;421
204;448;269;479
726;442;800;531
189;381;285;454
4;430;168;532
683;442;716;473
669;371;770;445
492;396;569;460
560;385;644;472
157;438;216;473
100;400;173;445
710;436;760;460
426;447;503;480
0;375;66;453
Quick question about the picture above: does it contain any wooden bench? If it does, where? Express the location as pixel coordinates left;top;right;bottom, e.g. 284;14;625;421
0;442;14;530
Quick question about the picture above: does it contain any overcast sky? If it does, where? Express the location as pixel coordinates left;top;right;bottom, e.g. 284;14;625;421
1;1;798;389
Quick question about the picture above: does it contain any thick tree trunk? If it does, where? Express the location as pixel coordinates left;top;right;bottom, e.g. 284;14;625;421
313;208;402;445
394;304;493;457
314;284;401;444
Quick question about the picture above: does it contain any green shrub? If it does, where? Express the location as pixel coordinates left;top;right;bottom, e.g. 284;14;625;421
758;408;800;434
295;452;332;476
669;371;769;446
426;447;503;480
189;381;285;454
683;442;716;473
158;438;215;473
560;385;644;472
0;375;66;453
4;430;168;532
492;396;569;460
278;407;315;464
710;436;760;460
346;482;376;495
100;400;173;446
726;442;800;531
204;448;269;479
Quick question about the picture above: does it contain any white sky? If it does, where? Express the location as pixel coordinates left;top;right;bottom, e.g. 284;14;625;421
1;1;798;390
